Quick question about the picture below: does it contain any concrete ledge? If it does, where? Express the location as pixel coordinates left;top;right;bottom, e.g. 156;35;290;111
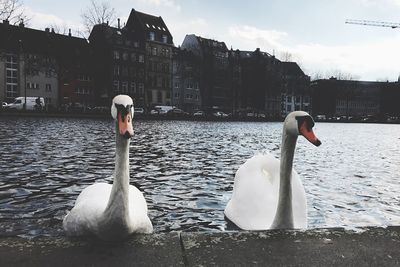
0;227;399;266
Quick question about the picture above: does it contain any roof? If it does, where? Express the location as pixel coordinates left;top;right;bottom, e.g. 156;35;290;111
281;62;306;76
0;21;89;59
195;35;228;51
126;9;172;39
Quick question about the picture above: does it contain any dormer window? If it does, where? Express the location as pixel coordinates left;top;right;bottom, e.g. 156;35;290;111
149;31;155;41
146;23;150;28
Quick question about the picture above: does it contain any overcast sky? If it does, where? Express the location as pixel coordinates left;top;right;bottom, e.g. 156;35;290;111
22;0;400;81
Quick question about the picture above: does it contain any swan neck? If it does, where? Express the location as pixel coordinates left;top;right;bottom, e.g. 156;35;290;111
102;124;131;231
271;127;297;229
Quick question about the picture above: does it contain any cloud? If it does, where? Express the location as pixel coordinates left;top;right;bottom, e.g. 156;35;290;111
228;25;288;51
25;6;84;34
294;37;400;80
227;24;400;81
136;0;181;11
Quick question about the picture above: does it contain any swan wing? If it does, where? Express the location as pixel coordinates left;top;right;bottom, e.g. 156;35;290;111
63;183;111;236
225;154;307;230
128;185;153;233
225;154;281;230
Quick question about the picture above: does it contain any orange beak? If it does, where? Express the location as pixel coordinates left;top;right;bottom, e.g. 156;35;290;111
118;112;134;139
299;120;321;146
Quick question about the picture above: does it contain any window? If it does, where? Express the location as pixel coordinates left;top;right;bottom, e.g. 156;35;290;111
122;82;128;93
45;84;52;92
133;41;139;48
162;35;168;43
157;76;162;87
27;82;39;89
113;51;120;60
138;83;144;94
131;53;136;62
152;47;157;56
122;52;129;61
138;55;144;63
114;65;120;76
45;70;52;77
113;80;119;92
157;91;162;103
149;32;155;41
174;92;180;98
131;82;136;93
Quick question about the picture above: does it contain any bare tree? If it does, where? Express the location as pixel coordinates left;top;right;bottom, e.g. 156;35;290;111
0;0;30;25
280;51;293;62
311;69;360;81
81;0;117;36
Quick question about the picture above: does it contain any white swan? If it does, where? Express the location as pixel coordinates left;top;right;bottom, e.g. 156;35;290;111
63;95;153;240
224;111;321;230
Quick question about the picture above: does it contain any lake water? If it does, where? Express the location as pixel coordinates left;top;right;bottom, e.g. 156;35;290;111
0;116;399;237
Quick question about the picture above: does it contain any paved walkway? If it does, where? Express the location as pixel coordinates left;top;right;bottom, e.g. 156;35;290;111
0;226;399;266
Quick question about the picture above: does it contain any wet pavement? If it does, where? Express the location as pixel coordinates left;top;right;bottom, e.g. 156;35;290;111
1;226;399;266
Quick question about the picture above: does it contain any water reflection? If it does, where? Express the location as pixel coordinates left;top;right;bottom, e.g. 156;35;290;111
0;117;399;237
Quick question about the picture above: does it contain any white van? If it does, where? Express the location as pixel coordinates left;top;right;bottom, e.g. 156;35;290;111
7;97;45;111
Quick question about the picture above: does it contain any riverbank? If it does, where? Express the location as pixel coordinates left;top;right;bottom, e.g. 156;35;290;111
1;226;399;266
1;110;400;124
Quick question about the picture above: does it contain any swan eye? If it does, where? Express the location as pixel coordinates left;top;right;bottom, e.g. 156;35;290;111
296;116;314;131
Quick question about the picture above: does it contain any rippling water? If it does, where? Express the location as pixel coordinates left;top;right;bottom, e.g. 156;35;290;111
0;116;399;237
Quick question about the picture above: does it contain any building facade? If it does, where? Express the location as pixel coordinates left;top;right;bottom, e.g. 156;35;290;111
126;9;173;108
172;47;201;112
0;20;92;109
181;34;231;112
311;78;385;117
280;62;311;117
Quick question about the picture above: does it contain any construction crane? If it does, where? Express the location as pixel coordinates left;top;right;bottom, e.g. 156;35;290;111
345;19;400;29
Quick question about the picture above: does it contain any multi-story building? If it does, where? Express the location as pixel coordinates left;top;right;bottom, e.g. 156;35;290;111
181;34;231;112
280;62;311;116
126;9;173;107
89;21;146;107
172;47;201;112
238;48;282;119
311;78;384;117
0;20;92;109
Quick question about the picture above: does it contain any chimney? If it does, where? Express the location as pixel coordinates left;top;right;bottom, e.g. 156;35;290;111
19;19;24;27
51;28;55;33
45;28;50;32
68;28;71;36
3;19;9;25
118;18;120;29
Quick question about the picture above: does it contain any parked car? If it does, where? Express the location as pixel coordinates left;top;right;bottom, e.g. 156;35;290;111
168;108;188;116
213;111;229;118
6;97;44;111
193;110;205;117
134;108;145;115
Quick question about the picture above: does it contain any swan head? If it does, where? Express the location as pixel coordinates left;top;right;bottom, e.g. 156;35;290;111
284;111;321;146
111;95;134;139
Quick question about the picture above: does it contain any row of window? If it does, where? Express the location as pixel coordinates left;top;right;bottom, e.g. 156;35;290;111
147;75;170;88
113;65;145;78
113;51;144;62
75;88;91;95
113;81;145;95
147;61;170;73
173;92;200;100
174;82;199;90
148;31;168;43
6;55;18;98
26;83;53;92
147;46;171;58
283;95;311;103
